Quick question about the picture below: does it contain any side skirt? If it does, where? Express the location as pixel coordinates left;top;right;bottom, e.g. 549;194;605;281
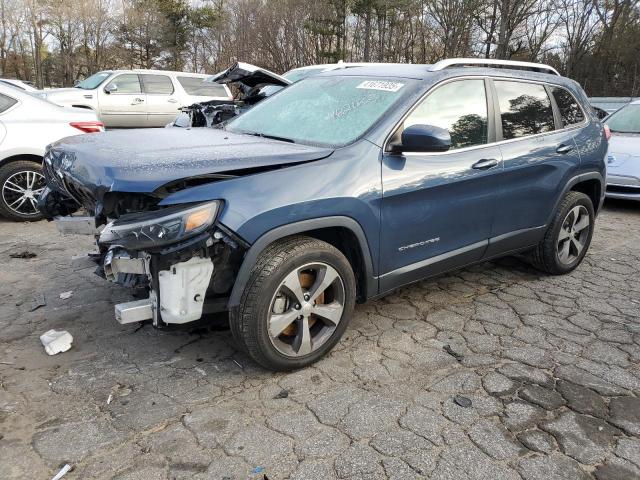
376;225;546;297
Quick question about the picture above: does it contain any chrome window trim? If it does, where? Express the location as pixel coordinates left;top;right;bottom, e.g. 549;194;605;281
383;75;591;157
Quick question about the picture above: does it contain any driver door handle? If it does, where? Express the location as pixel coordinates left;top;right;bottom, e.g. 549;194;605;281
131;97;144;105
472;158;499;170
556;144;574;154
167;98;178;103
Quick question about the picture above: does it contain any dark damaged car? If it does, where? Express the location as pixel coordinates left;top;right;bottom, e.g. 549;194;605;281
40;60;607;370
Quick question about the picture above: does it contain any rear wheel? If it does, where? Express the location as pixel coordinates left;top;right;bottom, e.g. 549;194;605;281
0;160;45;221
230;236;356;371
530;191;594;274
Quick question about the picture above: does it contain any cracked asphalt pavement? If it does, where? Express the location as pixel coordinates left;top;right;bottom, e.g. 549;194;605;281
1;200;640;480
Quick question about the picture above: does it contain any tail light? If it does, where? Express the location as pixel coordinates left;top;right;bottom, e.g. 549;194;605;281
604;124;612;141
70;121;104;133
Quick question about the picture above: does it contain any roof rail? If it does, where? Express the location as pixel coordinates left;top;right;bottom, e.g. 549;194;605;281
430;58;560;76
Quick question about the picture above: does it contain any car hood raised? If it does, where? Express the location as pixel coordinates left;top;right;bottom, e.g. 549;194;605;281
206;62;291;89
46;128;333;199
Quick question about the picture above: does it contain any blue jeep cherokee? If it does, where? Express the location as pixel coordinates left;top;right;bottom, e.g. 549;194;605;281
39;59;607;370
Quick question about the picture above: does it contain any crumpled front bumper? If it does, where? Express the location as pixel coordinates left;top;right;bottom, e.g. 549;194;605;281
52;214;245;327
109;249;213;325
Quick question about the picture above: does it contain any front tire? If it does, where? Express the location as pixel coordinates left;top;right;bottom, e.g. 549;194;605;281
0;160;46;221
230;236;356;371
530;191;595;274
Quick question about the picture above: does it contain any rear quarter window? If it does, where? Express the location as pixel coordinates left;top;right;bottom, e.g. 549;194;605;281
550;86;585;127
178;77;229;97
495;81;555;139
0;93;18;113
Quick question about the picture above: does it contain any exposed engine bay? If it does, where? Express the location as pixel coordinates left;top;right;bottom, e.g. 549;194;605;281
171;62;291;128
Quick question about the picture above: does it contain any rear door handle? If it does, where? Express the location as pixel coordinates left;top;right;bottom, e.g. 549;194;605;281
556;144;574;154
167;98;178;104
472;158;499;170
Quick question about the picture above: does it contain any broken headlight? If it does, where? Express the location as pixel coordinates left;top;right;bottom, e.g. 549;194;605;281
99;201;220;250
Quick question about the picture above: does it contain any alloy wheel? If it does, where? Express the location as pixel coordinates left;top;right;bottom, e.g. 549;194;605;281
1;169;46;217
556;205;590;265
268;262;345;358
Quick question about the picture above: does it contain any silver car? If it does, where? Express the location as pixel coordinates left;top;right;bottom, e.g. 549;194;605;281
606;100;640;201
0;83;103;221
41;69;232;128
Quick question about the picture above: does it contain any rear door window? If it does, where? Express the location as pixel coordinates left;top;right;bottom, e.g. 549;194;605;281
404;79;488;149
105;74;141;94
495;81;555;139
142;74;174;95
0;93;18;113
550;86;585;127
178;76;228;96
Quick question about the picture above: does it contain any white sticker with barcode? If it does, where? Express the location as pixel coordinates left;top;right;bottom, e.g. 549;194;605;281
356;80;405;92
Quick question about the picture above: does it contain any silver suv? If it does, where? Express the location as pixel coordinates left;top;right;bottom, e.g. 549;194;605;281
42;69;232;128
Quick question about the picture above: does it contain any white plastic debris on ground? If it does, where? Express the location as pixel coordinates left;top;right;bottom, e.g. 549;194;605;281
40;329;73;355
51;463;72;480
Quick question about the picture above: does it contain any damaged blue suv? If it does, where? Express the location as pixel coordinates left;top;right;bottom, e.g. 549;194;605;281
39;59;607;370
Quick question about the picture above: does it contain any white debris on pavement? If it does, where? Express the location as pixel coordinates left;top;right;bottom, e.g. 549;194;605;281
50;463;72;480
59;291;73;300
40;330;73;355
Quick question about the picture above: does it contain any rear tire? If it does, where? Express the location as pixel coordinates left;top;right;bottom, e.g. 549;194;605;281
0;160;45;221
230;236;356;371
530;191;594;274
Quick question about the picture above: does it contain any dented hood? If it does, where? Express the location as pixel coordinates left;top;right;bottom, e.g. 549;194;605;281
46;128;333;198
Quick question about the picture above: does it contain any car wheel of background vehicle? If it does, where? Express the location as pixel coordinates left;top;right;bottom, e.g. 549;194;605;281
0;160;46;221
530;191;594;275
230;235;356;371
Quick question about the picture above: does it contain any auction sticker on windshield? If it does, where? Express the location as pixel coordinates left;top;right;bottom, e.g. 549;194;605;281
357;80;405;92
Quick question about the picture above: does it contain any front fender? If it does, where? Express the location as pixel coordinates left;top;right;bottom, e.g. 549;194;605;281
156;142;384;305
226;216;377;307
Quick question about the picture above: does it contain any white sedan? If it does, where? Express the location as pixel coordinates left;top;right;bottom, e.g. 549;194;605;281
0;83;104;221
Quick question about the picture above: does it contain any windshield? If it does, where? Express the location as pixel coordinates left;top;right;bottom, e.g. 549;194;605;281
607;104;640;133
226;76;412;147
76;71;112;90
282;67;328;83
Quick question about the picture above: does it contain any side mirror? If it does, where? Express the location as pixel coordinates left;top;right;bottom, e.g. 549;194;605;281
73;80;80;87
392;124;451;153
104;83;118;94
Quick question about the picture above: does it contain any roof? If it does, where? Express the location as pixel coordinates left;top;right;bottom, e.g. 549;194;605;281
289;62;417;72
108;69;209;77
317;64;572;85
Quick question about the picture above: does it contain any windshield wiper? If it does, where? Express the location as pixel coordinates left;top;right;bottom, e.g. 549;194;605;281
244;131;295;143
